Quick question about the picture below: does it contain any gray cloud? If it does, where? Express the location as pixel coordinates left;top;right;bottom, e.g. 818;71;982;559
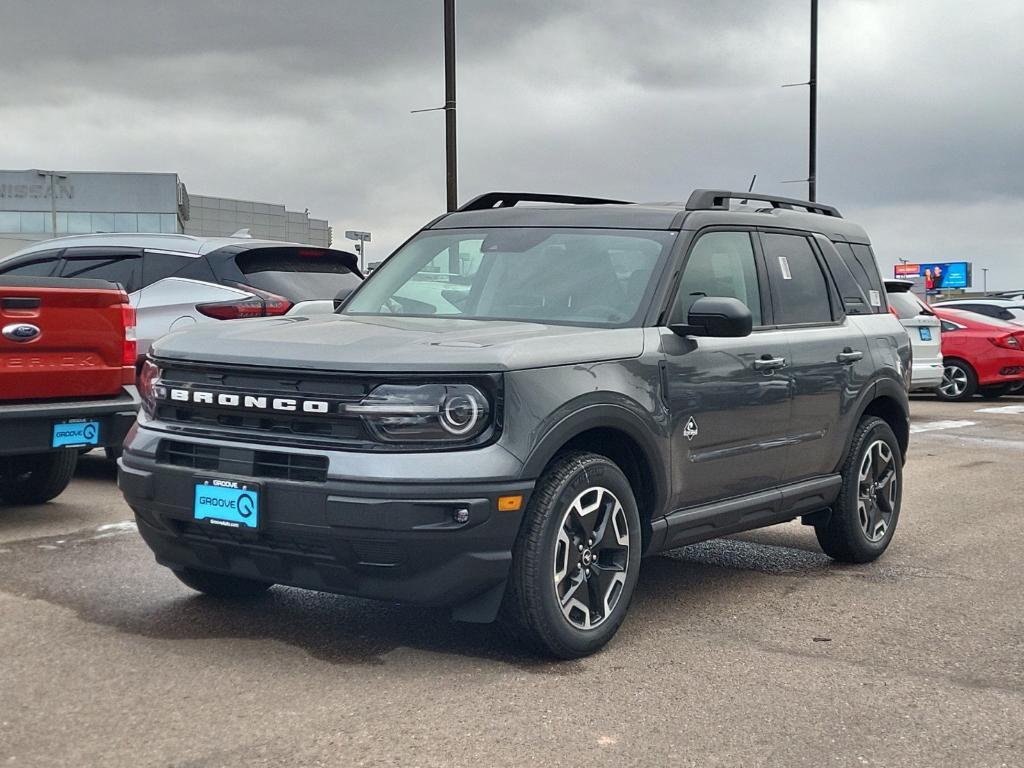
1;0;1022;285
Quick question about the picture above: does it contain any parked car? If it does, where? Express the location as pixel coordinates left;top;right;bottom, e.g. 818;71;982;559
884;280;943;391
933;298;1024;327
0;234;363;359
931;306;1024;400
120;189;911;658
1;276;139;504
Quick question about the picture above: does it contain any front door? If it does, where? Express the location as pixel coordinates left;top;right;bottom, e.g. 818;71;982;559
662;230;793;510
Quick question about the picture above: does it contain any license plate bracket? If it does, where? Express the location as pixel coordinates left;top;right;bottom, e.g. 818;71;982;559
193;478;261;530
51;420;100;448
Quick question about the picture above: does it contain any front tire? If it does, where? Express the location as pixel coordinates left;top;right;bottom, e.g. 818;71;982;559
816;417;903;563
937;359;977;401
173;568;273;598
502;452;642;659
0;451;78;505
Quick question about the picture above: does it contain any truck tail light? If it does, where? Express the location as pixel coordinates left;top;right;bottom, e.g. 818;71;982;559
196;285;293;320
121;295;137;381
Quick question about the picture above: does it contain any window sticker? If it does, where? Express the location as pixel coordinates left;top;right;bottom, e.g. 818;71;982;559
778;256;792;280
869;289;881;307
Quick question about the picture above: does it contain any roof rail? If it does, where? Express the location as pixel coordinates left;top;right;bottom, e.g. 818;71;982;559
685;189;842;218
457;191;632;212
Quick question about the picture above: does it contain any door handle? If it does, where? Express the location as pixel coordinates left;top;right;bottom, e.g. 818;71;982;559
753;355;787;372
837;348;864;364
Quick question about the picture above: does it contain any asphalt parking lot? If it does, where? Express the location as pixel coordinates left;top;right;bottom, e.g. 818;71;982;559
2;396;1022;768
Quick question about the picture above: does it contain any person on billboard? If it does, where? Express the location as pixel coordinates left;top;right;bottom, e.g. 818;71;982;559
924;268;934;291
934;264;944;288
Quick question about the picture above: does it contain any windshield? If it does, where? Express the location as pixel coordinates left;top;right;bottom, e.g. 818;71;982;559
343;228;674;327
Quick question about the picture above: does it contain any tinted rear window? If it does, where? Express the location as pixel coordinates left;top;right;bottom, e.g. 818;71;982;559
235;248;361;301
888;292;929;320
834;242;885;313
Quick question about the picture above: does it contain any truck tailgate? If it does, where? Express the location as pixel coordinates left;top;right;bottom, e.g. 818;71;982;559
1;276;132;402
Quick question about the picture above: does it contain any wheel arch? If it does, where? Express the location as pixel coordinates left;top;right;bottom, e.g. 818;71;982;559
841;379;910;469
521;405;669;554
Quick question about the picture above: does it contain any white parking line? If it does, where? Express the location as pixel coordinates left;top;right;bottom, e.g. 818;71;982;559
909;420;976;434
975;405;1024;414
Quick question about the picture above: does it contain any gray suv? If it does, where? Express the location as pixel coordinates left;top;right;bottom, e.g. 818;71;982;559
119;190;911;658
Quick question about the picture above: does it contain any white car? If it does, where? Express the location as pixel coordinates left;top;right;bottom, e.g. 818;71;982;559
0;233;362;360
932;298;1024;327
885;280;943;391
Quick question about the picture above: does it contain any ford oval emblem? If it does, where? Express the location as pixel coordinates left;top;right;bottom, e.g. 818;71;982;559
2;323;41;342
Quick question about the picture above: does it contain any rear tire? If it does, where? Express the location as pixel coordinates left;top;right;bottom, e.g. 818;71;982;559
0;451;78;505
173;568;273;598
501;452;642;659
936;359;977;401
815;417;902;563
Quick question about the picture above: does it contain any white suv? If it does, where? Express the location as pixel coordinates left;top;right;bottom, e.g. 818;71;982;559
885;280;943;391
0;234;362;359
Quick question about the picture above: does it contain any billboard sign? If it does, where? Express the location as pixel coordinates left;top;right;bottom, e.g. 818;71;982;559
892;262;971;291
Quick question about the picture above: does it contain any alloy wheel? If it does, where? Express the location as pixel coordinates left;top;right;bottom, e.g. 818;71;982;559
552;486;630;630
939;364;968;398
858;439;898;543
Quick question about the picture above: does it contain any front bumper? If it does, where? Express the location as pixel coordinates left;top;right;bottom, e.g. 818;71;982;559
118;433;533;622
0;388;139;457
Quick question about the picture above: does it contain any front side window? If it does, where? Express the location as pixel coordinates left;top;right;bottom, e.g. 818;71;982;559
763;233;833;325
670;231;762;326
345;228;673;327
0;257;59;276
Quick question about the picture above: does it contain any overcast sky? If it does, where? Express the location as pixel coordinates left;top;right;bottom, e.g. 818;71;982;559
2;0;1022;287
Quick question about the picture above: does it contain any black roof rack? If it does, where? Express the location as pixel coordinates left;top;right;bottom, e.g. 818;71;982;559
685;189;842;218
457;192;632;212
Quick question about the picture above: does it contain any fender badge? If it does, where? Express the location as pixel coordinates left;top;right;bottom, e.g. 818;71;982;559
683;416;699;441
2;323;41;343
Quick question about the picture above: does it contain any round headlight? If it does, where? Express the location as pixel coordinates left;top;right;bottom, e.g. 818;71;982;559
440;392;481;435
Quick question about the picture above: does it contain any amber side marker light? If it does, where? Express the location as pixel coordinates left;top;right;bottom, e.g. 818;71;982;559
497;495;523;512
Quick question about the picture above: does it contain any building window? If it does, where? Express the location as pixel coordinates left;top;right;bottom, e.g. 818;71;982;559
0;212;19;233
160;213;179;233
114;213;138;232
67;213;92;234
19;212;47;234
92;213;114;232
137;213;161;233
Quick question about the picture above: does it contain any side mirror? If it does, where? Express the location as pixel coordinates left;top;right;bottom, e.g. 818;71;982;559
670;296;753;338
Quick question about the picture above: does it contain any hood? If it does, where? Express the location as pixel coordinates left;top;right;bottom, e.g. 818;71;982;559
150;313;646;373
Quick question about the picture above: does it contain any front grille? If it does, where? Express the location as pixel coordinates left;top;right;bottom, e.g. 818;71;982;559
177;521;335;560
149;361;501;452
254;451;328;483
157;440;328;483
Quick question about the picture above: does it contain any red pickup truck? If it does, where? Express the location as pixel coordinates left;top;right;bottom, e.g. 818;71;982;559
1;277;139;505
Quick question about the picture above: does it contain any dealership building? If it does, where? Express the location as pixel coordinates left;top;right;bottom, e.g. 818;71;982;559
0;169;332;258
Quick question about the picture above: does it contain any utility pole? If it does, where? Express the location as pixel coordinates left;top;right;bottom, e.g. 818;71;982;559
808;0;818;202
36;169;67;236
982;267;989;295
444;0;458;212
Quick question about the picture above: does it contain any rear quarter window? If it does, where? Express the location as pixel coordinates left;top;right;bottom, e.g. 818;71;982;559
834;242;885;313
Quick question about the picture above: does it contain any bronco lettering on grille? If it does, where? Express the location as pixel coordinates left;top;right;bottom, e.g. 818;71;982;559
165;387;336;414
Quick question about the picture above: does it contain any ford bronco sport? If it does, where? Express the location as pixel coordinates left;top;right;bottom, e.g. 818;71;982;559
119;190;911;658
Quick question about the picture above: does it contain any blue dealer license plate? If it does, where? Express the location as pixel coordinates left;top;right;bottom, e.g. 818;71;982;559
194;478;261;530
919;327;932;341
51;420;100;448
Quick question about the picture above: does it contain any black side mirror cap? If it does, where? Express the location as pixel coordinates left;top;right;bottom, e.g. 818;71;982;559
670;296;753;338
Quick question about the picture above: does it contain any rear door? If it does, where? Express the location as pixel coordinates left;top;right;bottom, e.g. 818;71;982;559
760;231;873;483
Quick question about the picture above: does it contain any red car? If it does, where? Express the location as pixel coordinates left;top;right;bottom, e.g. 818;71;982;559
932;306;1024;401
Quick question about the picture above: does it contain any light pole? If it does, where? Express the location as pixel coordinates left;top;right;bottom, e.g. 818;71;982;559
345;230;372;273
781;0;819;201
411;0;458;211
36;169;68;236
982;267;989;295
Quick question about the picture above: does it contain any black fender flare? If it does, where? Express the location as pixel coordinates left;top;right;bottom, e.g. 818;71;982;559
520;402;670;523
837;376;911;471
